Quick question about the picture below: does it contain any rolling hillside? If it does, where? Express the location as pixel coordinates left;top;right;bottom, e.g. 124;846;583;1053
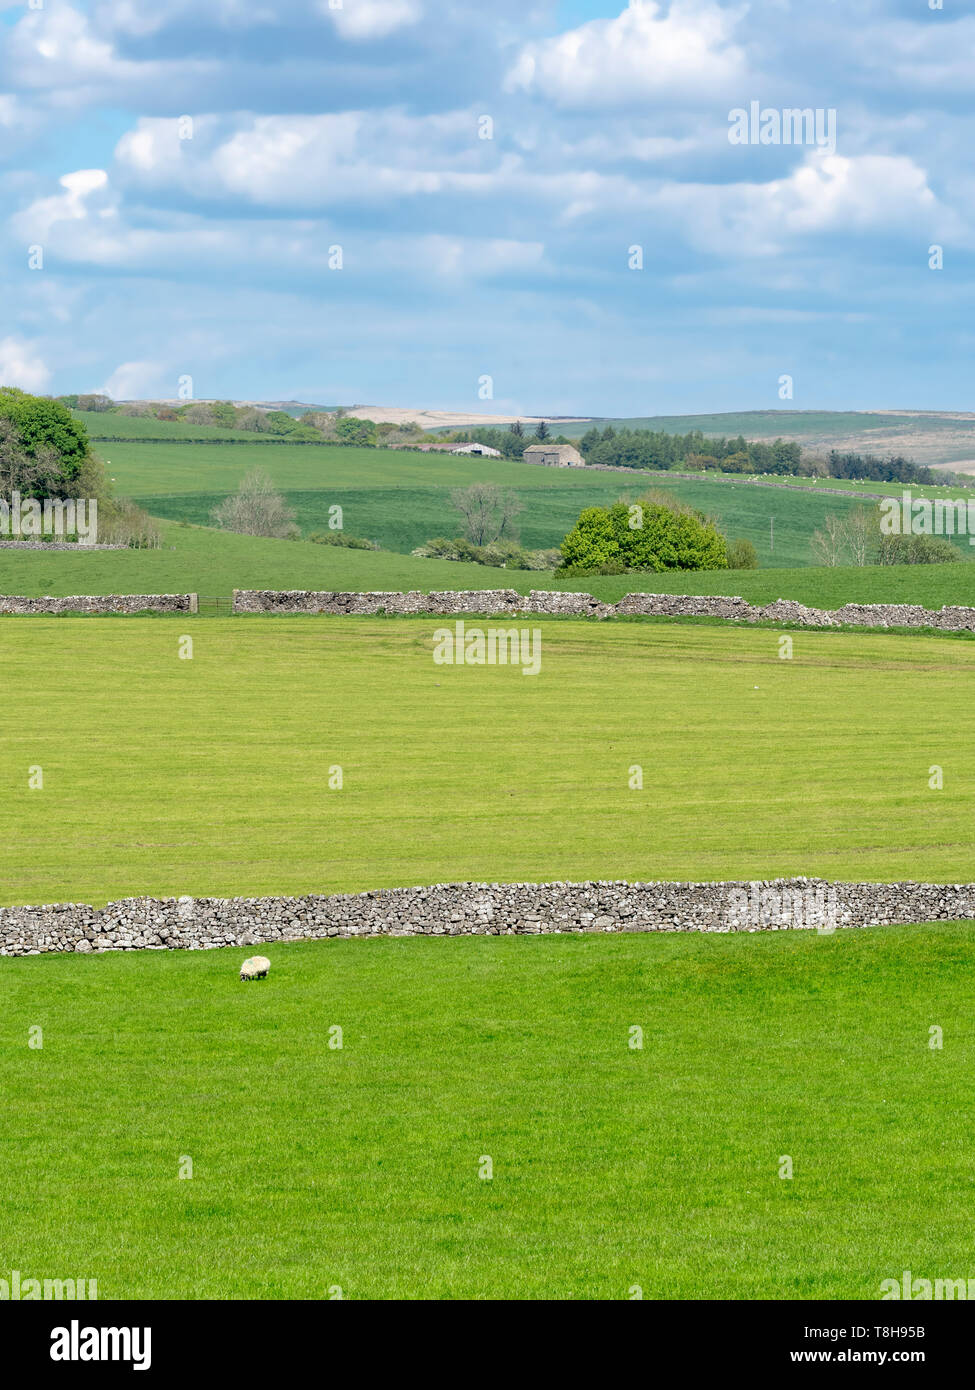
77;428;975;569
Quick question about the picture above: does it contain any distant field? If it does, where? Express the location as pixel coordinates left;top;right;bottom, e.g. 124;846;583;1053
2;618;975;907
4;922;975;1298
95;438;607;495
81;404;975;468
75;410;274;443
555;410;914;439
139;476;879;565
95;435;972;567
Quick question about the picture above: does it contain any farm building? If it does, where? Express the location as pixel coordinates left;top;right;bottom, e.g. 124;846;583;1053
449;442;502;457
523;443;585;468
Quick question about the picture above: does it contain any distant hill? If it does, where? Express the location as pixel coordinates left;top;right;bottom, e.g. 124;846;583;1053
551;410;975;471
77;402;975;470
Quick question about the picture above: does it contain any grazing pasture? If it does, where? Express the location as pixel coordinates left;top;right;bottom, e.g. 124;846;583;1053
3;923;974;1298
87;436;921;566
2;618;975;907
2;520;975;610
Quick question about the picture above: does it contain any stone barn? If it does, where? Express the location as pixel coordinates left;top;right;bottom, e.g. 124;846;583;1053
523;443;584;468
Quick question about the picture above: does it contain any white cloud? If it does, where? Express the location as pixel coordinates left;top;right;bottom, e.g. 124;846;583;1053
15;168;111;241
656;152;948;256
101;361;170;400
2;3;216;106
507;0;748;107
113;111;509;206
326;0;423;41
0;336;51;391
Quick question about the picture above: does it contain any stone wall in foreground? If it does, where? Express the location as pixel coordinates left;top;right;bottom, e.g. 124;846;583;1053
0;594;197;614
232;589;975;631
3;879;975;956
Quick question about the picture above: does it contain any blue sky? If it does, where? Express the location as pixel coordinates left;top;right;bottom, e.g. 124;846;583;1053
0;0;972;415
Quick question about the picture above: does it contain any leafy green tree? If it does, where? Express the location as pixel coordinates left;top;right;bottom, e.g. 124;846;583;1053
0;388;90;480
209;401;240;429
726;538;758;569
534;420;550;441
335;416;376;447
560;501;727;573
878;533;960;565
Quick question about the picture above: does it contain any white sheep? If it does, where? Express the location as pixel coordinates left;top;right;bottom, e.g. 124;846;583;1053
239;955;270;981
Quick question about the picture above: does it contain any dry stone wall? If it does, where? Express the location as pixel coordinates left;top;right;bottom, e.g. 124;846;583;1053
3;879;975;956
233;588;975;631
0;594;197;614
1;589;972;628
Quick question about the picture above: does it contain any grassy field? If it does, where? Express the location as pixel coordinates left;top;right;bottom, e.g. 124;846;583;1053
90;430;975;566
8;410;971;1306
5;520;975;609
75;410;288;443
79;407;975;560
2;617;975;907
3;922;974;1298
138;474;901;567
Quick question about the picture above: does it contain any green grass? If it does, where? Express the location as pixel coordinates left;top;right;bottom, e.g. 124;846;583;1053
3;617;975;907
95;435;975;566
3;923;974;1298
4;519;975;609
140;475;904;567
0;521;542;600
98;438;604;495
74;410;287;443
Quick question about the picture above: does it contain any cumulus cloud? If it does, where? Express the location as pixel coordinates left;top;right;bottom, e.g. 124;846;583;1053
506;0;748;107
14;169;112;242
656;152;948;256
0;336;51;392
0;0;970;408
113;110;512;207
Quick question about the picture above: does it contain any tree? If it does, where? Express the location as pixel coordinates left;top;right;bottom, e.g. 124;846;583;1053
809;513;846;566
0;387;90;480
335;416;376;447
534;420;549;441
560;500;727;573
726;538;758;569
510;420;523;437
210;469;299;538
449;483;522;545
843;505;875;566
0;417;63;498
878;533;961;565
180;403;219;427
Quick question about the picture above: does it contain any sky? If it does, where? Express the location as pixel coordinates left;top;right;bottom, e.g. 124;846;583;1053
0;0;972;416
